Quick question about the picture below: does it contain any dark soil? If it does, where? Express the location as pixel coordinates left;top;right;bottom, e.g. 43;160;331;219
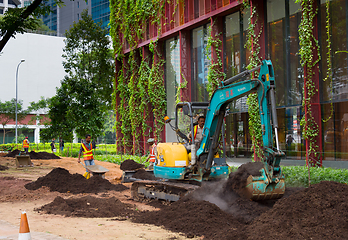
246;181;348;240
131;181;348;240
0;165;9;171
25;167;128;193
120;159;144;171
132;169;157;180
36;196;134;218
5;150;60;159
224;162;263;198
132;198;246;239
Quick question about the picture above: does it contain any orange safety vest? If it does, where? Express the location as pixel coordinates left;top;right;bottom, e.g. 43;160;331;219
23;139;29;148
81;143;93;160
193;125;203;140
149;144;156;163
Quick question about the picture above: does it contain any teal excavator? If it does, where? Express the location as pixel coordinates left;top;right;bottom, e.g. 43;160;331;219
131;60;285;201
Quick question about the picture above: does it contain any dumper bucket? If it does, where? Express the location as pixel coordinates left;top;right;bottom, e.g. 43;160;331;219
244;168;285;201
86;165;109;178
15;155;33;167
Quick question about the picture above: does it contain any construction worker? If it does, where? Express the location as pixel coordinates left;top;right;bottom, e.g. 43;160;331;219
146;138;157;170
78;134;95;179
188;115;205;148
22;137;29;154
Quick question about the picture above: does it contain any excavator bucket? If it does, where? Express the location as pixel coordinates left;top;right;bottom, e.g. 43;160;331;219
15;155;33;167
244;168;285;201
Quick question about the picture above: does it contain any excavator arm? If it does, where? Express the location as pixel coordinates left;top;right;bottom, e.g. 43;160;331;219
196;60;285;200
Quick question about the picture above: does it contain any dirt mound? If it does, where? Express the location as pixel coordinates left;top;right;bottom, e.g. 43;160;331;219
4;150;61;159
4;149;20;157
37;196;134;218
224;162;263;196
0;165;9;171
132;169;157;180
144;181;346;239
246;181;348;239
28;151;61;159
0;177;59;202
120;159;144;171
25;167;128;193
132;198;246;239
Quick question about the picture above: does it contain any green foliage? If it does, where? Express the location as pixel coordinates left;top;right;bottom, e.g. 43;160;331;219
246;93;263;159
0;99;28;144
43;10;114;141
296;0;321;165
243;2;263;160
206;23;225;96
282;166;348;187
0;0;64;51
110;0;168;153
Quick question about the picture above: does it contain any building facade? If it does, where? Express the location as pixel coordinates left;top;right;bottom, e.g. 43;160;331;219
42;0;110;35
0;33;66;143
114;0;348;163
0;0;21;15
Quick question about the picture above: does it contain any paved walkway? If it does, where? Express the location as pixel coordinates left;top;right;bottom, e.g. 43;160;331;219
0;220;67;240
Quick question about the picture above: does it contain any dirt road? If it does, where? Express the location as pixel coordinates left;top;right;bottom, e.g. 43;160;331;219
0;155;195;240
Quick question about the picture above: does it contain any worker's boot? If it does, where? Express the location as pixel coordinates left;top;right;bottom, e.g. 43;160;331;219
83;172;91;179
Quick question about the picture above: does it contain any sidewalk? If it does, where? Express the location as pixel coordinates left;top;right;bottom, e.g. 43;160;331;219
0;220;67;240
226;157;348;169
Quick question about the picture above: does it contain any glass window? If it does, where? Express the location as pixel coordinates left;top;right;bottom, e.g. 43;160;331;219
225;12;241;79
321;0;348;102
267;0;286;106
289;1;302;106
322;102;348;160
165;37;180;119
192;24;210;102
165;37;180;142
77;1;79;8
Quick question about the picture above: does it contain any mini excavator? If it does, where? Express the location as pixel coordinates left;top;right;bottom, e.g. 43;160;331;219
131;60;285;201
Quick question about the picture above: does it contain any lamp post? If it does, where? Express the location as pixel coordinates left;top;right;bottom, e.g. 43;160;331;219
15;59;25;145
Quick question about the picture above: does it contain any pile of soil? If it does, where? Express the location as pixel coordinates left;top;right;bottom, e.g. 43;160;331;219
224;162;263;197
247;181;348;239
36;196;134;218
4;150;60;159
25;167;128;193
132;198;246;239
132;169;157;180
0;165;9;171
0;177;58;202
132;181;348;239
27;151;61;160
120;159;144;171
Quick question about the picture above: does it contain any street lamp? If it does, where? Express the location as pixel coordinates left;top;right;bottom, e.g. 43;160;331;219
15;59;25;145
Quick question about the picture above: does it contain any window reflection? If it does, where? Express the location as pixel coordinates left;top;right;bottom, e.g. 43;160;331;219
192;24;210;102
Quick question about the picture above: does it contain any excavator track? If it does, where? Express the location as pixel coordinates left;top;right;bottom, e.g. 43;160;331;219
131;180;200;202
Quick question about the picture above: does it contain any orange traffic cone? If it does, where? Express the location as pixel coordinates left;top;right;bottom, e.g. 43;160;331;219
18;211;31;240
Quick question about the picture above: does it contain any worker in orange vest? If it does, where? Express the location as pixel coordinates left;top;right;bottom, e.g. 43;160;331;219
146;138;157;170
188;115;205;147
22;137;30;154
78;134;95;179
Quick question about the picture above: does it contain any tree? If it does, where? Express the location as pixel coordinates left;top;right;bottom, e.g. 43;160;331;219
0;0;64;52
43;10;114;140
0;99;28;144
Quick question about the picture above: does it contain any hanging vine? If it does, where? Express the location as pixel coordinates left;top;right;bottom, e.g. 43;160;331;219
296;0;321;166
243;1;264;160
110;0;168;153
206;21;226;96
322;0;333;123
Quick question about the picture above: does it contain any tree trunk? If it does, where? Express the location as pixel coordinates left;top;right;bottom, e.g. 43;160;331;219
2;126;6;144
